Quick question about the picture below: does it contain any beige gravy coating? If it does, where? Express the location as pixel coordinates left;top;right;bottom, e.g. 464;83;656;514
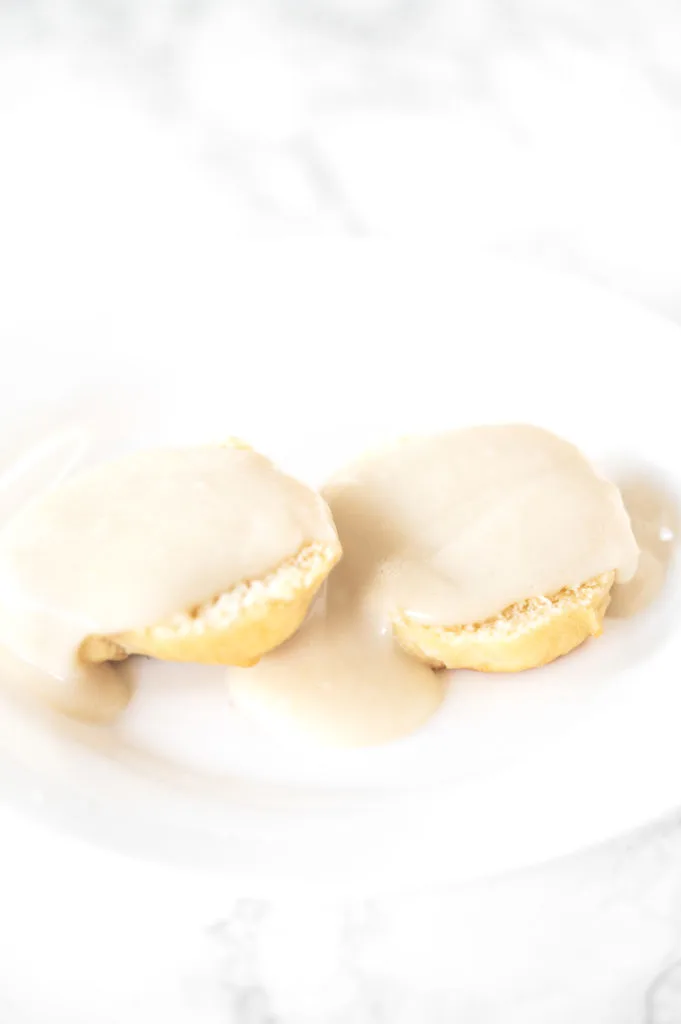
326;425;639;626
230;426;639;746
0;445;338;716
0;427;640;741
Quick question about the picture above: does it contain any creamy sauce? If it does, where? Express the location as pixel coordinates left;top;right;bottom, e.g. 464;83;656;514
0;643;132;723
607;474;678;618
229;611;443;748
230;426;639;746
326;425;639;626
0;426;642;744
0;445;337;717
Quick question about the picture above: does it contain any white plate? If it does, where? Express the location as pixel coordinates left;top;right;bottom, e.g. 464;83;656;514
1;248;680;892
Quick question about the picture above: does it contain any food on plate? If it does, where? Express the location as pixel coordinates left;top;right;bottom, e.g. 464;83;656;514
0;443;340;719
329;425;638;673
231;425;638;745
392;572;615;672
0;424;639;742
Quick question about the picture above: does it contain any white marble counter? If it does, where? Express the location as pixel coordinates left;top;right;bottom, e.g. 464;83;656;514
2;2;681;1022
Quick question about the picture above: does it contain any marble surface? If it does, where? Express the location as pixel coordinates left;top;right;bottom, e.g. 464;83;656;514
3;2;681;1022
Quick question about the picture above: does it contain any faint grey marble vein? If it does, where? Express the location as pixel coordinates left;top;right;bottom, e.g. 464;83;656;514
207;900;277;1023
647;959;681;1024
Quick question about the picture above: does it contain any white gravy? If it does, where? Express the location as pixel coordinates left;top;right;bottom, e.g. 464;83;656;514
230;426;639;746
0;427;640;741
0;445;337;718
